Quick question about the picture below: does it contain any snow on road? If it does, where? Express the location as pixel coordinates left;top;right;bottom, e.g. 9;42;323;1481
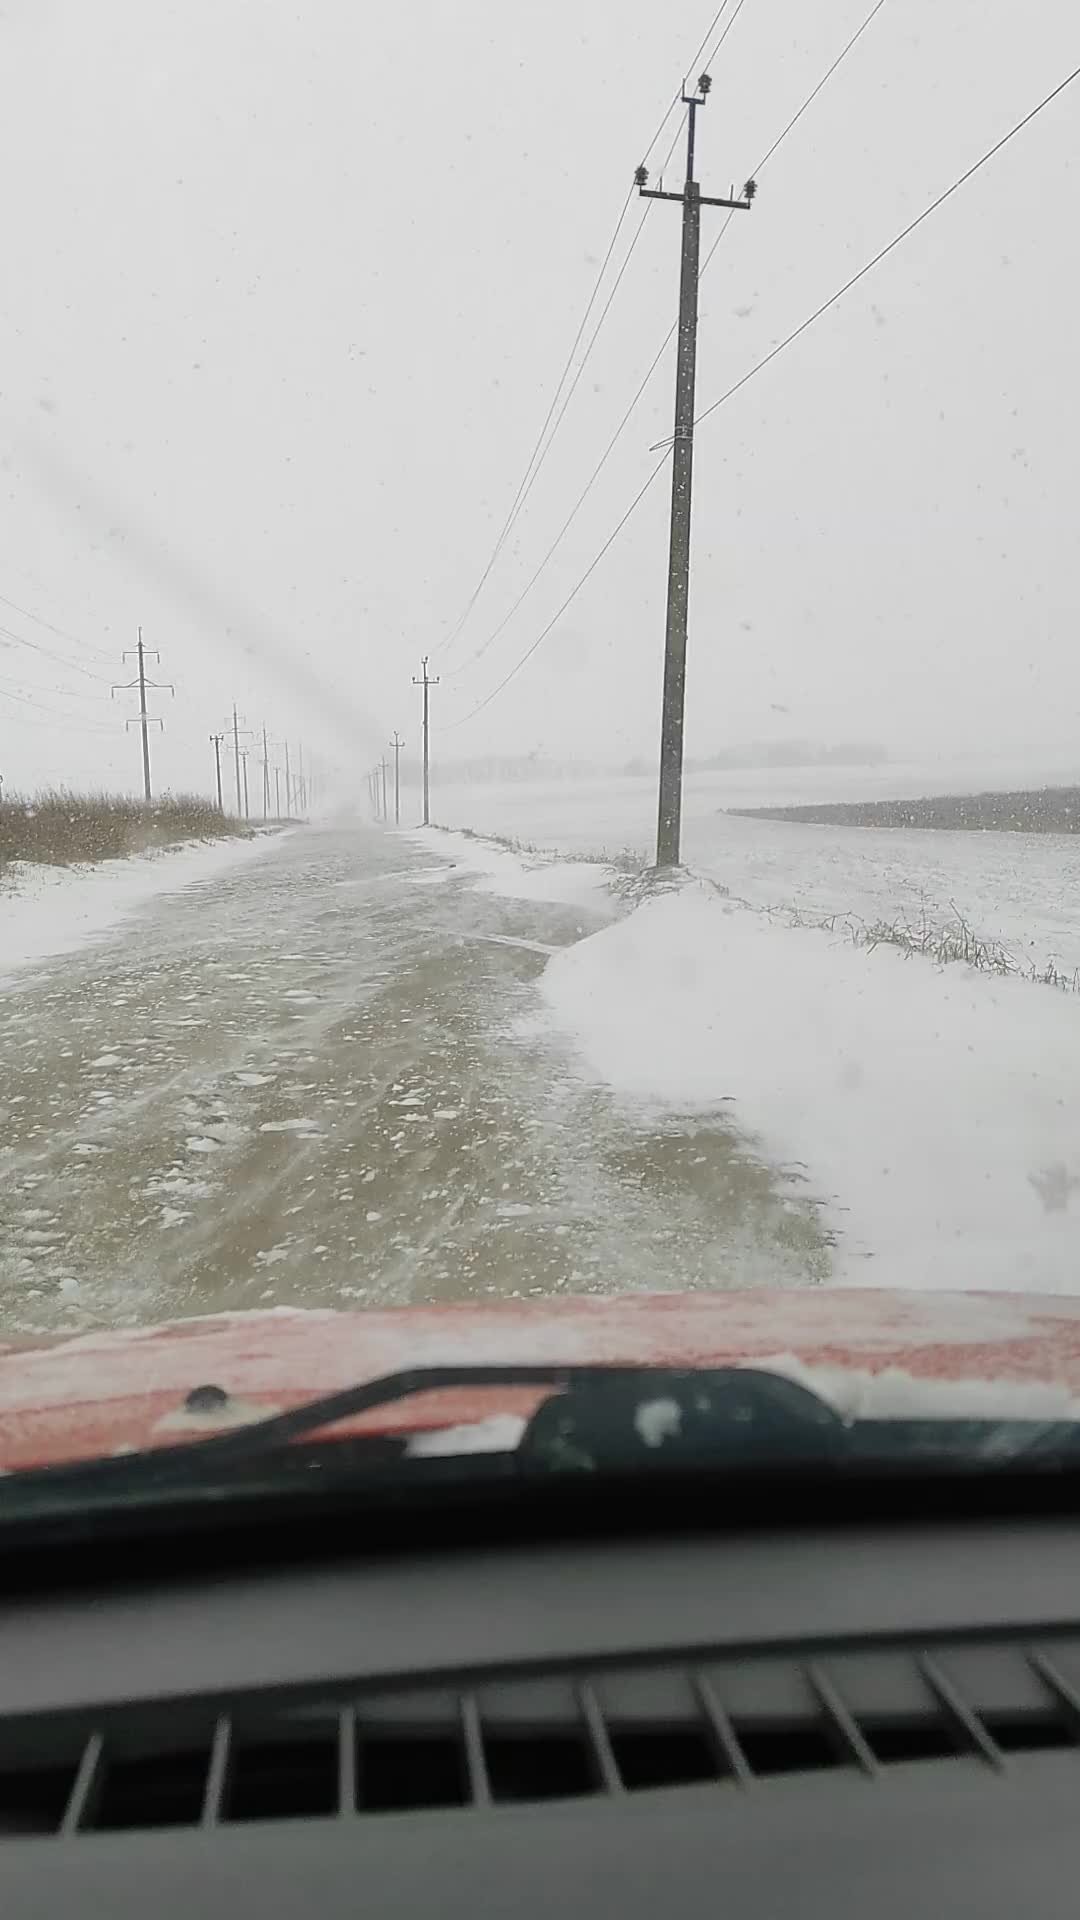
0;826;821;1334
6;793;1078;1322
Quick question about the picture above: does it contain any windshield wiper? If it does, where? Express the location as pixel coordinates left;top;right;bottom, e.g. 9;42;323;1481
0;1364;840;1517
3;1364;1079;1528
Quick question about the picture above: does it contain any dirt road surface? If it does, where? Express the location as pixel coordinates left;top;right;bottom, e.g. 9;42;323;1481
0;829;825;1332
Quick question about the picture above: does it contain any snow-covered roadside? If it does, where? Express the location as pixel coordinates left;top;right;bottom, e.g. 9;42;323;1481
405;825;619;915
537;881;1080;1296
431;773;1080;978
0;832;283;983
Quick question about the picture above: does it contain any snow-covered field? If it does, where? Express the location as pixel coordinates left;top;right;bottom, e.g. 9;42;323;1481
417;779;1080;1298
0;832;280;984
432;762;1080;978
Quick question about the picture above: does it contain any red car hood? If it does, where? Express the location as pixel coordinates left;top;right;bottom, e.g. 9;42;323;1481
5;1289;1080;1473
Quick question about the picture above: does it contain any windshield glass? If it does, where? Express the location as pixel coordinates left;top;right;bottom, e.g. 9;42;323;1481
1;1;1078;1502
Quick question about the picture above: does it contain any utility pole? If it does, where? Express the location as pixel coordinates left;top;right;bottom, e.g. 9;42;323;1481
390;732;404;826
226;706;254;816
412;656;440;827
298;742;306;817
209;732;226;813
239;748;251;820
261;726;271;820
379;757;389;823
112;628;173;803
636;76;755;868
274;765;282;818
284;739;293;819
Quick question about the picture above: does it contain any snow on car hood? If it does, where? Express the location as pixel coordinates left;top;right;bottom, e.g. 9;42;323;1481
3;1287;1080;1471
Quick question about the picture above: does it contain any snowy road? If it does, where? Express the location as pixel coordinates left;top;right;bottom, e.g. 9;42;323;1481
0;829;823;1333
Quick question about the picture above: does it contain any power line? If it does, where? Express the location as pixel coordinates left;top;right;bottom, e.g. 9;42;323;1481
443;55;1080;729
693;56;1080;432
466;107;688;593
0;663;110;707
436;0;744;663
0;683;117;732
435;190;637;662
448;0;890;686
705;0;751;62
0;620;114;686
441;455;669;730
0;588;112;662
753;0;888;175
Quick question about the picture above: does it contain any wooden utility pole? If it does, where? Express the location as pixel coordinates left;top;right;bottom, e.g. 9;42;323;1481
209;732;226;812
284;739;293;818
113;629;173;802
261;726;271;820
239;749;251;820
390;732;404;826
412;656;439;827
636;76;755;868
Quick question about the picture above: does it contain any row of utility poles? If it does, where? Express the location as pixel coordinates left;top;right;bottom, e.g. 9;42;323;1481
366;732;403;826
111;629;313;819
368;654;437;830
209;711;312;821
106;84;746;861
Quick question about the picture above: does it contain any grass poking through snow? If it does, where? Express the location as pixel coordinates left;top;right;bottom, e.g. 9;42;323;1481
0;791;250;873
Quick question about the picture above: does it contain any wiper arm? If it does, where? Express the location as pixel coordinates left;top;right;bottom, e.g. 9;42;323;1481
4;1364;1079;1529
2;1362;847;1509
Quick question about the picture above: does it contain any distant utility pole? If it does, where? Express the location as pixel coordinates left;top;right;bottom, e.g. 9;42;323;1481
228;706;254;816
260;726;271;820
113;628;173;803
209;732;226;813
284;739;293;819
412;655;440;827
298;742;306;817
239;748;251;821
379;757;389;823
390;732;404;826
636;75;755;868
274;765;282;818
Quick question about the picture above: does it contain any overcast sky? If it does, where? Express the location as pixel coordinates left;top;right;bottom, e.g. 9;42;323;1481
0;0;1076;801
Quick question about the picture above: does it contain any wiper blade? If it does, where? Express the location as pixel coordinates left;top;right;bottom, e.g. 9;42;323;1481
3;1364;1080;1529
0;1364;837;1513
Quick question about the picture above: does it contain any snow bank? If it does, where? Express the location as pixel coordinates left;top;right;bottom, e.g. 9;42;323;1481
0;833;280;983
406;826;617;913
539;883;1080;1295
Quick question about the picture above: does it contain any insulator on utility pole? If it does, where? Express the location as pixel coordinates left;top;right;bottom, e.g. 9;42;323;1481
635;77;754;868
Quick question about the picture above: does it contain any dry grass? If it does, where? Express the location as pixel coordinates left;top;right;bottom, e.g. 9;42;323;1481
0;790;250;873
770;898;1080;994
